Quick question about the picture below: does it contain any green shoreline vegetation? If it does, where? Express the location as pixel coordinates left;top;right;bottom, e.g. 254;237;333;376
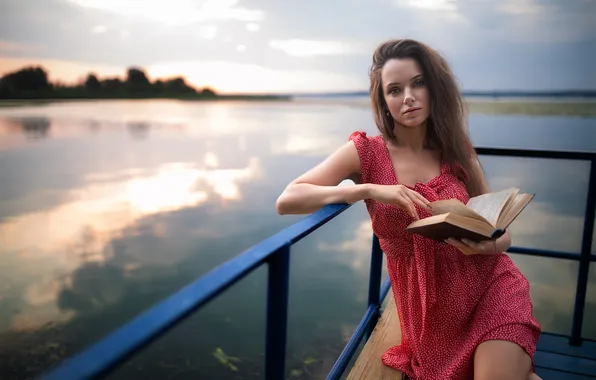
464;100;596;118
290;97;596;118
2;96;594;118
0;65;289;102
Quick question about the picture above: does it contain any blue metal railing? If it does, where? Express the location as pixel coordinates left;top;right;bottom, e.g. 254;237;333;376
476;147;596;347
41;146;596;380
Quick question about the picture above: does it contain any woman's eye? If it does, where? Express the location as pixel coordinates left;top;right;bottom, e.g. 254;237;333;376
389;88;401;95
414;79;425;87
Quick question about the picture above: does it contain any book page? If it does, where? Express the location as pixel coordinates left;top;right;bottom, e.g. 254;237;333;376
430;199;492;225
496;193;534;229
465;188;518;227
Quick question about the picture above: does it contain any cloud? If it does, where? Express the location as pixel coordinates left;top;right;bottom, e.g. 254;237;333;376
146;60;366;93
91;25;107;34
496;0;551;15
268;39;358;57
245;22;260;32
66;0;265;25
393;0;467;24
0;41;41;54
198;25;218;40
395;0;457;11
459;0;596;44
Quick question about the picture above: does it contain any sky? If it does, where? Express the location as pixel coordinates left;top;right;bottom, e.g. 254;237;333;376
0;0;595;94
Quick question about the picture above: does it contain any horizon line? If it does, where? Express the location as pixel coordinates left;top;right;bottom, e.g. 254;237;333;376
273;89;596;98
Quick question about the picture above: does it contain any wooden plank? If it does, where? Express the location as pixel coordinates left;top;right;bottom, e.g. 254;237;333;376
538;333;596;361
535;351;596;377
347;292;403;380
535;367;596;380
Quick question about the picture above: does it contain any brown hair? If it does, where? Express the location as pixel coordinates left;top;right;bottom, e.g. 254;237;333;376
369;38;485;197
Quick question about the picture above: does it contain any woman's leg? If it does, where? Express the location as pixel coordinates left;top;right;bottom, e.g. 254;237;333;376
473;339;541;380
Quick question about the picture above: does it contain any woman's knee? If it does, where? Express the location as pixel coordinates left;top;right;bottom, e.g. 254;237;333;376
474;340;532;380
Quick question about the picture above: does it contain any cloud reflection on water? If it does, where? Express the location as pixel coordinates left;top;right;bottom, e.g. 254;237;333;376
0;148;262;331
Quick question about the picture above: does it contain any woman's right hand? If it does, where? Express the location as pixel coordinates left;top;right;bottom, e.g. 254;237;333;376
368;184;431;220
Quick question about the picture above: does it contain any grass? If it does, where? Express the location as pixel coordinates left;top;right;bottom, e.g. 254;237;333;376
291;97;596;117
464;100;596;117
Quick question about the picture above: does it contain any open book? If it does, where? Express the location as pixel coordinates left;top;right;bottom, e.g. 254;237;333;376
405;187;534;242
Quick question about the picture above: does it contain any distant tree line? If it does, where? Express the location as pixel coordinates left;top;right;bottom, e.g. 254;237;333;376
0;66;218;100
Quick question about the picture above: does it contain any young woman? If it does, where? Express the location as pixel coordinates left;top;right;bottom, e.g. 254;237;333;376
276;39;542;380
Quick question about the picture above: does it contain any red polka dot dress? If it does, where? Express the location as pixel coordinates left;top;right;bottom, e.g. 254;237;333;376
349;131;541;380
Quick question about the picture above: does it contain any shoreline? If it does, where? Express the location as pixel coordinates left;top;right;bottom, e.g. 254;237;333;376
1;97;595;118
0;94;290;106
290;97;596;117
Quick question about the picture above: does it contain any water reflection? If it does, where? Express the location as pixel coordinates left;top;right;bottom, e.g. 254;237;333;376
0;99;595;379
15;116;51;139
127;121;150;140
0;116;51;139
57;262;127;314
0;117;50;151
0;153;260;329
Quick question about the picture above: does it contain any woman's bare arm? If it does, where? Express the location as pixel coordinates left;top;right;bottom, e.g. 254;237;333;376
275;141;371;215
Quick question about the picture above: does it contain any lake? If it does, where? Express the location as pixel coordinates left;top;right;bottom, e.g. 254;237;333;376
0;98;595;379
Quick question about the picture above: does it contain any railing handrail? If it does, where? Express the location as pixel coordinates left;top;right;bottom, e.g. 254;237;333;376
40;146;596;380
475;146;596;160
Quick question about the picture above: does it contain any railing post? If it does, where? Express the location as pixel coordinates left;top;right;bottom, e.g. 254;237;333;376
570;159;596;346
265;245;291;380
366;234;383;341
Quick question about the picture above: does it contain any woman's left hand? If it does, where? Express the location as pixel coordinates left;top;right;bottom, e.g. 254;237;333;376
445;237;499;256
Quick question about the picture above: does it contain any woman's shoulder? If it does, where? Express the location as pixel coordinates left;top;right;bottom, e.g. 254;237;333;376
348;130;385;148
347;131;386;183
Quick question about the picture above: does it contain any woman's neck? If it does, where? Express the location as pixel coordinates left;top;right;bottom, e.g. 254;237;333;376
391;121;428;151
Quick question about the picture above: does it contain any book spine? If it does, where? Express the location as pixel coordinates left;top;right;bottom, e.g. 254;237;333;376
490;229;506;240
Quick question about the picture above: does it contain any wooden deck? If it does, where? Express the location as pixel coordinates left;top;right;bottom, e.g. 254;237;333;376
347;292;596;379
347;292;403;380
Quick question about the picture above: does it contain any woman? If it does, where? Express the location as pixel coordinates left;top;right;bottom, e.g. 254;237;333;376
275;39;542;380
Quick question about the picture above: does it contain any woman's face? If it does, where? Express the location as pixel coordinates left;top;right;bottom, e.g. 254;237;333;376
381;57;430;128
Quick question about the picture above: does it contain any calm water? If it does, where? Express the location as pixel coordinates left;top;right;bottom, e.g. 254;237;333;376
0;99;595;379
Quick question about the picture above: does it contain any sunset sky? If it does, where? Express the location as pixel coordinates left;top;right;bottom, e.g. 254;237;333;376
0;0;595;94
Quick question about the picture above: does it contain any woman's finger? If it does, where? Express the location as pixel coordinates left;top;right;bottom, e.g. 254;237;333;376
445;238;466;254
465;239;497;254
398;194;418;219
446;238;476;255
461;238;481;250
409;190;431;207
406;191;432;212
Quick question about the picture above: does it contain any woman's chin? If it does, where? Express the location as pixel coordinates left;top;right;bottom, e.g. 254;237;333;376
399;118;426;128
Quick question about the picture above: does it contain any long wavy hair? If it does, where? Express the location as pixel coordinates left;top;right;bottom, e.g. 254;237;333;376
369;38;485;197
